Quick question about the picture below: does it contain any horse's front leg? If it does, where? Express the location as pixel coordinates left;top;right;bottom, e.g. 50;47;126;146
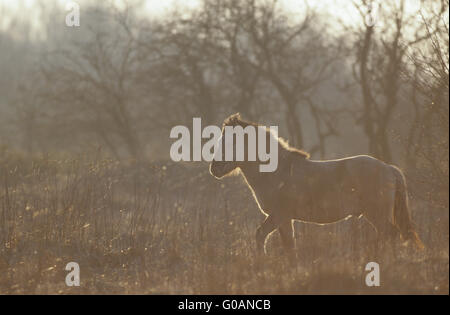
279;220;296;262
279;220;295;252
256;215;278;254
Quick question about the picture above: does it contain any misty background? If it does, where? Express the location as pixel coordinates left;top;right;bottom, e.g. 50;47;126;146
0;0;448;294
1;0;448;205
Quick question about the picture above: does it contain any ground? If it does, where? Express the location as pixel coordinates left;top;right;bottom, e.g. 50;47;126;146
0;153;448;294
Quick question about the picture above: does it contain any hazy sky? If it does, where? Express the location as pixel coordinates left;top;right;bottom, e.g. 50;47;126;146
0;0;423;40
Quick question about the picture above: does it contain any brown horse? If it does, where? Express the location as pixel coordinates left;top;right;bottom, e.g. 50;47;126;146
209;113;424;255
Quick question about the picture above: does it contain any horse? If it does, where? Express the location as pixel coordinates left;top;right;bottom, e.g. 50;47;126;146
209;113;424;256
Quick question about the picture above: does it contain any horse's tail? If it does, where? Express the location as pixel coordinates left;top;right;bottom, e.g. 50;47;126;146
392;166;425;250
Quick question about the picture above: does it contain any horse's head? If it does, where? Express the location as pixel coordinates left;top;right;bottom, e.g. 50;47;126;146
209;113;242;179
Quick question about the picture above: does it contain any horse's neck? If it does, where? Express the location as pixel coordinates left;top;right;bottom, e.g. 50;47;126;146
237;163;272;213
240;149;307;187
239;149;292;190
239;163;264;189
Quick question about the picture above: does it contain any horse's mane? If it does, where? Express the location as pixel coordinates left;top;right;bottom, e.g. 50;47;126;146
223;113;310;159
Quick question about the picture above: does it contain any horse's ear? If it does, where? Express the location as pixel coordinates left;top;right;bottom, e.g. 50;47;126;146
225;112;241;125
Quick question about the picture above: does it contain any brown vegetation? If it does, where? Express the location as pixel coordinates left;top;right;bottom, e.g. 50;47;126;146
0;149;447;294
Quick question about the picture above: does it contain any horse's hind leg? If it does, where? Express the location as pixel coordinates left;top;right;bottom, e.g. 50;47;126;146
256;215;278;254
363;212;400;259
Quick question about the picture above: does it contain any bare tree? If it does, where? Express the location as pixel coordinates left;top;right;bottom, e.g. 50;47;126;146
404;0;449;206
183;0;341;151
239;0;339;148
40;5;144;159
128;0;341;155
351;0;439;162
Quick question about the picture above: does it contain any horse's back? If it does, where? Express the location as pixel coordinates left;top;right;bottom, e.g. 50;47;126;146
310;154;383;167
306;154;387;181
320;154;396;192
311;154;394;178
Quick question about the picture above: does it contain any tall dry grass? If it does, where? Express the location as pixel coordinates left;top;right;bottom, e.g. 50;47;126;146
0;149;448;294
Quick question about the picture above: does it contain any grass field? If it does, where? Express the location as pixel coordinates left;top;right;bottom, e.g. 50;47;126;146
0;150;448;294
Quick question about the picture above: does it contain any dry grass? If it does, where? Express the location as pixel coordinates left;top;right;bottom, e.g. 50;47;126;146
0;150;448;294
